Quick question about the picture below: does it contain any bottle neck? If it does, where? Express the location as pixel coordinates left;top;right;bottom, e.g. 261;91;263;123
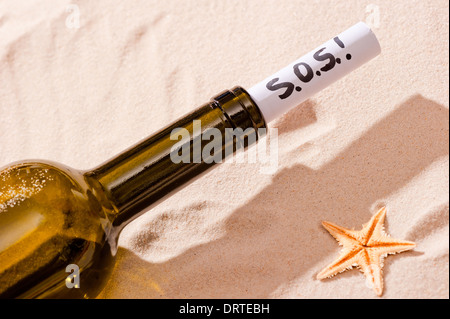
86;87;266;232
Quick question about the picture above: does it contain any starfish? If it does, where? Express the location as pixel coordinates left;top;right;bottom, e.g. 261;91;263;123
317;207;416;296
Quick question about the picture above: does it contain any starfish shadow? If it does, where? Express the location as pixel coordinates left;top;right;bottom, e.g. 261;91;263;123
380;250;425;296
101;94;449;298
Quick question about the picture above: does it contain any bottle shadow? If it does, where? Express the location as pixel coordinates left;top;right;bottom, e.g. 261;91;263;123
100;94;449;299
274;100;317;135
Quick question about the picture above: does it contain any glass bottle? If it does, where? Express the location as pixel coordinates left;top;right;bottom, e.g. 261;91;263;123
0;88;266;298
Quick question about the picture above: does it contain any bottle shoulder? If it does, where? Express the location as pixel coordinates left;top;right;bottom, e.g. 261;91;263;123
1;160;116;226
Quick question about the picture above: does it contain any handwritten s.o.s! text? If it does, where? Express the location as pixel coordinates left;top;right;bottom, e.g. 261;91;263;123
266;37;352;100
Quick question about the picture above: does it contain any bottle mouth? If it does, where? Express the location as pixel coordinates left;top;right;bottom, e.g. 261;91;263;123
212;86;267;139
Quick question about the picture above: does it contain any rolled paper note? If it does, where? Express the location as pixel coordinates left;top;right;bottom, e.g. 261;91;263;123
248;22;381;123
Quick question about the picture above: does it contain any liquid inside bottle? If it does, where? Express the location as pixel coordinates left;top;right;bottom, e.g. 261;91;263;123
0;162;116;298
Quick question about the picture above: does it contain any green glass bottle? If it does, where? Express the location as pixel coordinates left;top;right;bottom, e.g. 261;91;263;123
0;88;266;298
0;23;380;298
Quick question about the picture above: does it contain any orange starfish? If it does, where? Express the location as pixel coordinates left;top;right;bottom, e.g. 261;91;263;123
317;207;416;296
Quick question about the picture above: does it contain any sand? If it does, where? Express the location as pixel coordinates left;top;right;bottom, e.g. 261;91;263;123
0;0;448;299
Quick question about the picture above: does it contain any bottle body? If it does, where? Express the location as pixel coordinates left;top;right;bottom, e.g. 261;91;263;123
0;87;266;298
0;161;116;298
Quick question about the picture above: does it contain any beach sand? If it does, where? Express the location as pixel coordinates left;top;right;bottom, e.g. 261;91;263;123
0;0;448;298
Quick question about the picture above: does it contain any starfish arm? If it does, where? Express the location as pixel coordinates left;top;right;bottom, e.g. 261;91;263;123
321;221;361;246
317;248;362;279
368;236;416;255
359;249;384;296
360;207;388;245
